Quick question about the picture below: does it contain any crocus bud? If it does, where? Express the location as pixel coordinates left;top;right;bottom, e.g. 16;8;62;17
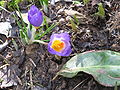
28;5;43;27
48;33;72;56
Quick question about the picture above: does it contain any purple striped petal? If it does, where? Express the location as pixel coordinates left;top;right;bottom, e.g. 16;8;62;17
28;5;43;27
48;33;72;56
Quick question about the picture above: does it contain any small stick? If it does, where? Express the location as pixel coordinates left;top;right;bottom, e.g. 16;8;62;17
30;69;33;90
72;78;88;90
0;64;9;69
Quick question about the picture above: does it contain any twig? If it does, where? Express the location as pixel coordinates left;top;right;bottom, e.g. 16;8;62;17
29;58;36;67
30;69;33;90
52;73;59;81
0;64;9;69
72;78;89;90
32;40;48;45
13;70;22;85
0;6;11;14
0;54;8;64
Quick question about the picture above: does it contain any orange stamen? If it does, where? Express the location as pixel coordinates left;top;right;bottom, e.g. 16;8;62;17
51;40;65;52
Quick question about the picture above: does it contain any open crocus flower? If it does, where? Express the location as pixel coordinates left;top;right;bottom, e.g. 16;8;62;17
48;33;72;56
28;5;43;27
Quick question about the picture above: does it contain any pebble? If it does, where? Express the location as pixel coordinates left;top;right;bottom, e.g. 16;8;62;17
66;16;72;21
59;18;65;22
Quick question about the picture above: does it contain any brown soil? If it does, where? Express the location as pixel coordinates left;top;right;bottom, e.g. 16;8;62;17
0;0;120;90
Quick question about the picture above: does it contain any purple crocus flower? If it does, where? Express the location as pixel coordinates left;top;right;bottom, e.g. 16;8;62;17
28;5;43;27
48;33;72;56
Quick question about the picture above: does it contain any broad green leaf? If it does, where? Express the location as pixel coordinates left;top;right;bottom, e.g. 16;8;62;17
58;50;120;87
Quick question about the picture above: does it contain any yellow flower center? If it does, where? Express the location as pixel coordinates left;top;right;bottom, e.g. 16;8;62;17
51;40;65;52
34;27;40;29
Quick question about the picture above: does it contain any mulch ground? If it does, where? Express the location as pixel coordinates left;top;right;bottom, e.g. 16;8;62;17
0;0;120;90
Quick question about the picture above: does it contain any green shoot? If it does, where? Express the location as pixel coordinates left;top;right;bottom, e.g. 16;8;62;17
12;39;18;50
94;3;105;18
72;1;81;4
13;12;28;45
0;78;3;83
0;1;6;7
83;0;90;5
34;16;58;40
70;18;78;31
42;40;50;42
43;16;49;29
39;0;48;13
16;4;27;32
14;4;29;44
12;4;58;45
8;0;23;10
37;23;58;39
73;15;80;25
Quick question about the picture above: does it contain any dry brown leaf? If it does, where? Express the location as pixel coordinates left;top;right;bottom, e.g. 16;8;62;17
0;66;17;88
91;0;99;6
64;9;87;19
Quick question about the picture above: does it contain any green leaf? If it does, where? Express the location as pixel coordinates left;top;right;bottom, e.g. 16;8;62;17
83;0;90;5
70;18;78;31
39;0;48;5
58;50;120;87
0;1;6;7
73;15;80;25
12;39;18;51
72;1;81;4
8;0;23;9
95;3;105;18
43;0;48;5
39;0;48;13
38;23;58;39
15;4;27;32
20;29;28;44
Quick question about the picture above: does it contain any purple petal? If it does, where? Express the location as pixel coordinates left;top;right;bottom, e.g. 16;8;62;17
48;33;72;56
50;33;70;41
61;43;72;56
59;33;70;41
48;41;58;55
56;41;71;56
50;34;58;41
28;12;43;27
29;5;39;15
28;5;43;27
